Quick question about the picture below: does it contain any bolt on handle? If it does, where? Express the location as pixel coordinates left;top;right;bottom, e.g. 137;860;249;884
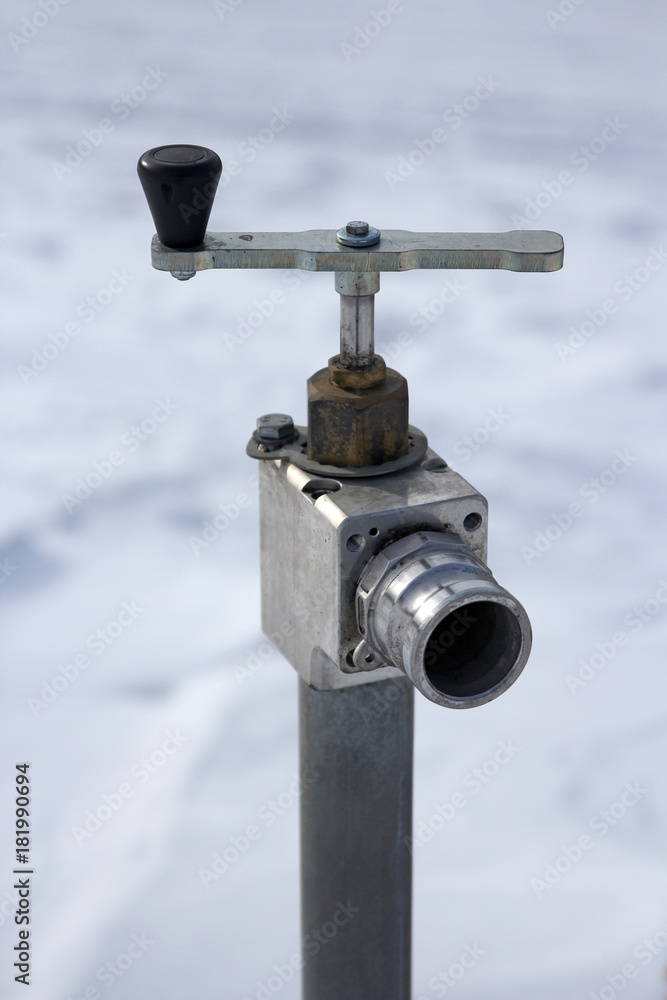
137;145;222;249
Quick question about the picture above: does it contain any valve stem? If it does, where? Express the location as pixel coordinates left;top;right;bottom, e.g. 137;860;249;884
335;269;380;370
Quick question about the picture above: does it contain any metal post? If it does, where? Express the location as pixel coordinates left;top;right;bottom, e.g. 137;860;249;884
137;149;565;996
299;675;414;1000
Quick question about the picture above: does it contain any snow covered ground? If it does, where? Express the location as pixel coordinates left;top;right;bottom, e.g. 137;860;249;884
1;0;666;997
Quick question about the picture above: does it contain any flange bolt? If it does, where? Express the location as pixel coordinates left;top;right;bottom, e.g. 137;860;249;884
256;414;296;442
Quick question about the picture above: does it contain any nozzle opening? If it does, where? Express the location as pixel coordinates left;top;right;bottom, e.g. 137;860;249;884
422;600;522;700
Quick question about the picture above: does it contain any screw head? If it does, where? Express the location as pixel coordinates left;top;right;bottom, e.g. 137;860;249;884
336;223;381;247
256;413;296;441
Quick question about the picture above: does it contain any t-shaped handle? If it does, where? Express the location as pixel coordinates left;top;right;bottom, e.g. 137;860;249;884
137;143;563;275
147;227;564;277
138;144;564;370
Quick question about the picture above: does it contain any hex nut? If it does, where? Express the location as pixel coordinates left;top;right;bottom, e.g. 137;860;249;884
329;354;386;390
307;365;409;467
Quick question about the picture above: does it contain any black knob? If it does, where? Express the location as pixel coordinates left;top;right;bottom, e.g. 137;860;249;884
137;144;222;249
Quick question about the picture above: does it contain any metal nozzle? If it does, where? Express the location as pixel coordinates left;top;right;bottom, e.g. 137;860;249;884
355;531;531;708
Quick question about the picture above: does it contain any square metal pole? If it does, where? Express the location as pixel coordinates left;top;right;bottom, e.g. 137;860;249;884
299;676;414;999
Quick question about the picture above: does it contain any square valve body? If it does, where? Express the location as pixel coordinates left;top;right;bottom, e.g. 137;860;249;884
259;447;489;693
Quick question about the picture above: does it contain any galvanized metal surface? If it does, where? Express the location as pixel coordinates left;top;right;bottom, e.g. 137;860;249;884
335;271;380;296
259;450;488;691
339;294;375;368
151;228;564;274
336;273;380;369
299;675;413;1000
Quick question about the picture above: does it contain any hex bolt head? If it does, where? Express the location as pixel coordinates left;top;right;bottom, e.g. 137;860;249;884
336;222;380;247
256;413;296;441
346;221;370;236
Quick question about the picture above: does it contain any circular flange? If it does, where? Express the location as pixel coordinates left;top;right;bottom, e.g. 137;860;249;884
247;425;428;478
336;225;381;247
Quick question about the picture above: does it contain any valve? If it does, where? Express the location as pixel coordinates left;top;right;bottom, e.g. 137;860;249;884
137;144;564;707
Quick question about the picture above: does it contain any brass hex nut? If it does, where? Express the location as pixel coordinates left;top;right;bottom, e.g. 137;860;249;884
329;354;386;390
307;359;409;468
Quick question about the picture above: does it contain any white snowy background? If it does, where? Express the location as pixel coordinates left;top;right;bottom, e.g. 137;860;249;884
1;0;666;997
